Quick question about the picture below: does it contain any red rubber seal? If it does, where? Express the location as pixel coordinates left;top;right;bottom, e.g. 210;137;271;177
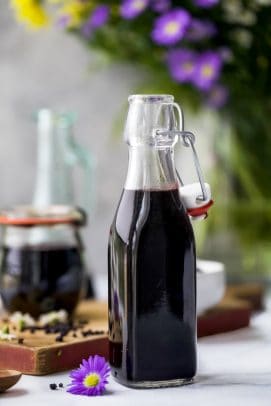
187;199;214;217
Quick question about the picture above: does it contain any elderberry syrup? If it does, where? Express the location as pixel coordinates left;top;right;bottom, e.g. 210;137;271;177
0;245;84;317
108;189;196;386
0;206;86;317
108;95;197;388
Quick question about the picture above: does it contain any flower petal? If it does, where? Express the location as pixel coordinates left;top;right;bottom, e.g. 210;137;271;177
67;355;111;397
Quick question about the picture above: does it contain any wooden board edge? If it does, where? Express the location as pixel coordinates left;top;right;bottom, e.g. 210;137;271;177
0;342;36;374
33;336;109;375
197;307;251;338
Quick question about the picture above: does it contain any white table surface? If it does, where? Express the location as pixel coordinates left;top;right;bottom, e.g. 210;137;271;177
2;304;271;406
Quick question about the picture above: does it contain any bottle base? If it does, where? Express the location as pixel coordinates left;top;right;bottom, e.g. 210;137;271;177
113;376;194;389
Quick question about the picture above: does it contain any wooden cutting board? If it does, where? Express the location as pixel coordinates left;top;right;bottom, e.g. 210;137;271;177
198;296;251;337
0;301;108;375
0;295;253;375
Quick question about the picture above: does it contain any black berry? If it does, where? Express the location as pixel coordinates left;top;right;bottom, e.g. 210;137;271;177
49;383;57;390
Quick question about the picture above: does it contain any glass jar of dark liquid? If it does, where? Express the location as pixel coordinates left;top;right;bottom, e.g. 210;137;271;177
108;94;212;388
0;206;86;317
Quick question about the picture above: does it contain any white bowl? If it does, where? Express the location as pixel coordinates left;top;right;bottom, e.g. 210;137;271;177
197;259;226;315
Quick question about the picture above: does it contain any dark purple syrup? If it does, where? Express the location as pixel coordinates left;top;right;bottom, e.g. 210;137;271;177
108;189;196;385
0;246;84;317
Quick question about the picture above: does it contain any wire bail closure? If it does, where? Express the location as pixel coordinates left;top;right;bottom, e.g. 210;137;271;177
156;102;209;203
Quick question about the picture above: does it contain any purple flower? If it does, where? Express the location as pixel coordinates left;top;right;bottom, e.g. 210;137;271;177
186;19;217;42
193;51;223;91
82;5;109;37
67;355;110;396
120;0;149;20
151;8;191;46
151;0;171;13
219;47;233;62
206;84;229;108
193;0;220;7
167;48;197;83
89;5;109;28
56;15;70;29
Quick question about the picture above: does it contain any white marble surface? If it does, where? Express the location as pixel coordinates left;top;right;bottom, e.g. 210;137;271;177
2;307;271;406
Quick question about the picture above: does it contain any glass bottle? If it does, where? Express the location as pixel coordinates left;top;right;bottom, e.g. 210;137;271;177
108;94;212;388
32;109;95;298
33;109;94;214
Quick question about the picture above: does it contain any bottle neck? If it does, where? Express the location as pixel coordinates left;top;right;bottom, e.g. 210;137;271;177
125;145;178;191
34;121;74;207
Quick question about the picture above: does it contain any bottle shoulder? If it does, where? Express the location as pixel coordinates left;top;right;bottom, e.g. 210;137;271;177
110;189;194;245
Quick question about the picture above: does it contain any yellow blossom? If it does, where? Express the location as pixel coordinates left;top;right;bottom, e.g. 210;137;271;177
11;0;50;29
47;0;68;4
59;0;90;28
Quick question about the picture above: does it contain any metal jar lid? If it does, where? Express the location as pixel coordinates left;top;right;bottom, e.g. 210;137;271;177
0;205;86;226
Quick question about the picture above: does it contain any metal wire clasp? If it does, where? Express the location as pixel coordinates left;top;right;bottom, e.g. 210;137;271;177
156;102;208;202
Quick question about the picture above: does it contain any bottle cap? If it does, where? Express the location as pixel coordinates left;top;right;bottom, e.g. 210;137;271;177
180;182;213;218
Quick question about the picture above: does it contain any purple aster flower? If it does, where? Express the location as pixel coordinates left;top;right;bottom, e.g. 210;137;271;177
167;48;197;83
193;51;223;91
67;355;110;396
194;0;220;8
186;19;217;42
151;0;171;13
120;0;149;20
206;84;229;108
219;47;233;62
90;5;109;28
82;5;109;37
151;8;191;46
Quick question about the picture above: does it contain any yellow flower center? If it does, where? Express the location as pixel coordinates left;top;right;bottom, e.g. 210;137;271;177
84;373;100;388
202;65;214;78
182;62;194;72
164;22;179;35
133;0;146;11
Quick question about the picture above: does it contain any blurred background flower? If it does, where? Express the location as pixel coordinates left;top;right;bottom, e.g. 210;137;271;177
121;0;149;19
82;5;109;37
185;19;217;42
193;51;223;91
206;84;229;109
167;48;197;83
194;0;220;7
151;0;171;13
151;8;191;45
10;0;50;29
